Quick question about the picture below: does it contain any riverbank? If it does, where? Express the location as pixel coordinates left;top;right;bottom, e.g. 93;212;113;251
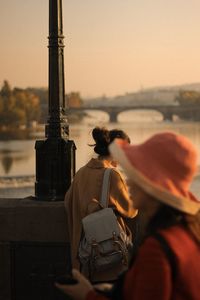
0;114;86;141
0;174;199;198
0;128;32;140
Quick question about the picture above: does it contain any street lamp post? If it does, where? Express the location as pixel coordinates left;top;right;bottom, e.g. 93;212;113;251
35;0;76;201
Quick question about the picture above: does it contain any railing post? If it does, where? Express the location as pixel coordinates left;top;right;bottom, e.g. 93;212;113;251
35;0;76;201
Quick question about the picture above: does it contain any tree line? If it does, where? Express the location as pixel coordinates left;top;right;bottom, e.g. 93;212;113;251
0;81;83;129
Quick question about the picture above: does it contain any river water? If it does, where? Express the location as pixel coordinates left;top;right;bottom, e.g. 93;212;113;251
0;110;199;198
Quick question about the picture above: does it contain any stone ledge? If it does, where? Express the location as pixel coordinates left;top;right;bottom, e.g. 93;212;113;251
0;198;68;242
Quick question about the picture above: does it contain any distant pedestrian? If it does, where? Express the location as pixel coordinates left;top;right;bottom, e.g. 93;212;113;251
58;132;200;300
64;127;137;282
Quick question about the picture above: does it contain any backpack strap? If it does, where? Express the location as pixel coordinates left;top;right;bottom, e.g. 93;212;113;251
153;232;177;281
100;168;112;208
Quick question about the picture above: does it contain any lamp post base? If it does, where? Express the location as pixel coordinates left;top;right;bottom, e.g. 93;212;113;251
35;138;76;201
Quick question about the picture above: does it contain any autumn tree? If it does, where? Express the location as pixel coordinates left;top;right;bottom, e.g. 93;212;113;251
67;92;83;108
175;91;200;106
27;88;48;122
0;80;41;128
14;88;40;127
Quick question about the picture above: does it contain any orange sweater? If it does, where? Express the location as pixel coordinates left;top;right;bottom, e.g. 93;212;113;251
86;226;200;300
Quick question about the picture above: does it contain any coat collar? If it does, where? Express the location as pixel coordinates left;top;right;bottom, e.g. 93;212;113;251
86;158;113;169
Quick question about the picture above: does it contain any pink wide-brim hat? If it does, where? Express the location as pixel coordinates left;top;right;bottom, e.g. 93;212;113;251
109;132;200;215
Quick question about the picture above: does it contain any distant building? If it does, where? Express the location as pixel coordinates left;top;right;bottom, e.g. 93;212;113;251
67;92;83;108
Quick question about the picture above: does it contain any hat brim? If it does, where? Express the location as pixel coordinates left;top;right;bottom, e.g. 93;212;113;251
109;141;200;215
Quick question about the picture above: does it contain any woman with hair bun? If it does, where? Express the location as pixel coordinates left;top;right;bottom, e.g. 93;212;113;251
64;127;137;282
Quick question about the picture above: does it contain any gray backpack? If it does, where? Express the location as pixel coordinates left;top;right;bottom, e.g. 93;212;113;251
78;168;132;278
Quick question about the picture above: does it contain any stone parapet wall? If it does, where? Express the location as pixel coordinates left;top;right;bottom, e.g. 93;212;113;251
0;198;69;300
0;198;68;242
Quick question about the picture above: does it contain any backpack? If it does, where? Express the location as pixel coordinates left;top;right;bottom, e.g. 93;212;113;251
78;168;132;279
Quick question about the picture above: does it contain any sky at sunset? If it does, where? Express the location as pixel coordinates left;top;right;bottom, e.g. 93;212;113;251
1;0;200;97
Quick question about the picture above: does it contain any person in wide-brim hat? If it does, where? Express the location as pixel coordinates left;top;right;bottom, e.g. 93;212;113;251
109;131;200;215
56;132;200;300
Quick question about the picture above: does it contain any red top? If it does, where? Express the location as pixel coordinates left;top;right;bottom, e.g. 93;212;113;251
86;226;200;300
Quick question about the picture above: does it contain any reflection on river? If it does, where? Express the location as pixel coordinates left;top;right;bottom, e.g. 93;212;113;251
0;140;35;176
0;110;199;197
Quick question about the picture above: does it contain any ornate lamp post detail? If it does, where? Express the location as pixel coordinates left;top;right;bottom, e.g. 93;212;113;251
35;0;76;201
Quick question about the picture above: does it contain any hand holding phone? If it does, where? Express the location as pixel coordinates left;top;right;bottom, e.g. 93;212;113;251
55;269;94;299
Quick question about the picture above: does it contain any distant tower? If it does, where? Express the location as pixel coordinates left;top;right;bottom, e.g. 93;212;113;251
35;0;76;201
140;84;144;93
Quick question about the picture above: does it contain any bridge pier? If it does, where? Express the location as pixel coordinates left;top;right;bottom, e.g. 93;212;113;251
109;111;118;123
163;112;173;122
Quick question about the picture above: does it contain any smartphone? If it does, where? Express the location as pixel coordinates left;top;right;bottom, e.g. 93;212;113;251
55;275;78;285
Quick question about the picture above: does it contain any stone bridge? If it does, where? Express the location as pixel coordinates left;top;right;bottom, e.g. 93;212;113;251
69;105;200;123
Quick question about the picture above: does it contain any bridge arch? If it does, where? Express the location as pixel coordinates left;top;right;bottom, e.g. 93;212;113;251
118;109;164;122
82;109;110;123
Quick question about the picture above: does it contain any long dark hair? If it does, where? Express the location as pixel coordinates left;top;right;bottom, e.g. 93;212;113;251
145;204;200;243
91;127;130;156
129;204;200;270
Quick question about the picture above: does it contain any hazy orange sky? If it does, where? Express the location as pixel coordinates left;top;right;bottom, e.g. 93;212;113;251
1;0;200;98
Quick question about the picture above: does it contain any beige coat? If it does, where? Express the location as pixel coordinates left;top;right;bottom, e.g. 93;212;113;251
64;158;137;280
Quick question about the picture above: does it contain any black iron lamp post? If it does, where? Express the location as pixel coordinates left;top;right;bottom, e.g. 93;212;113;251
35;0;76;201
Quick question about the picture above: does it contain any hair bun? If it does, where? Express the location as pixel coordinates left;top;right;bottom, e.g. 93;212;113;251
92;127;110;156
90;127;130;156
92;127;110;144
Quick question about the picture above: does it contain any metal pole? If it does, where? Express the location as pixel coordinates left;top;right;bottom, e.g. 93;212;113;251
46;0;67;139
35;0;76;201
